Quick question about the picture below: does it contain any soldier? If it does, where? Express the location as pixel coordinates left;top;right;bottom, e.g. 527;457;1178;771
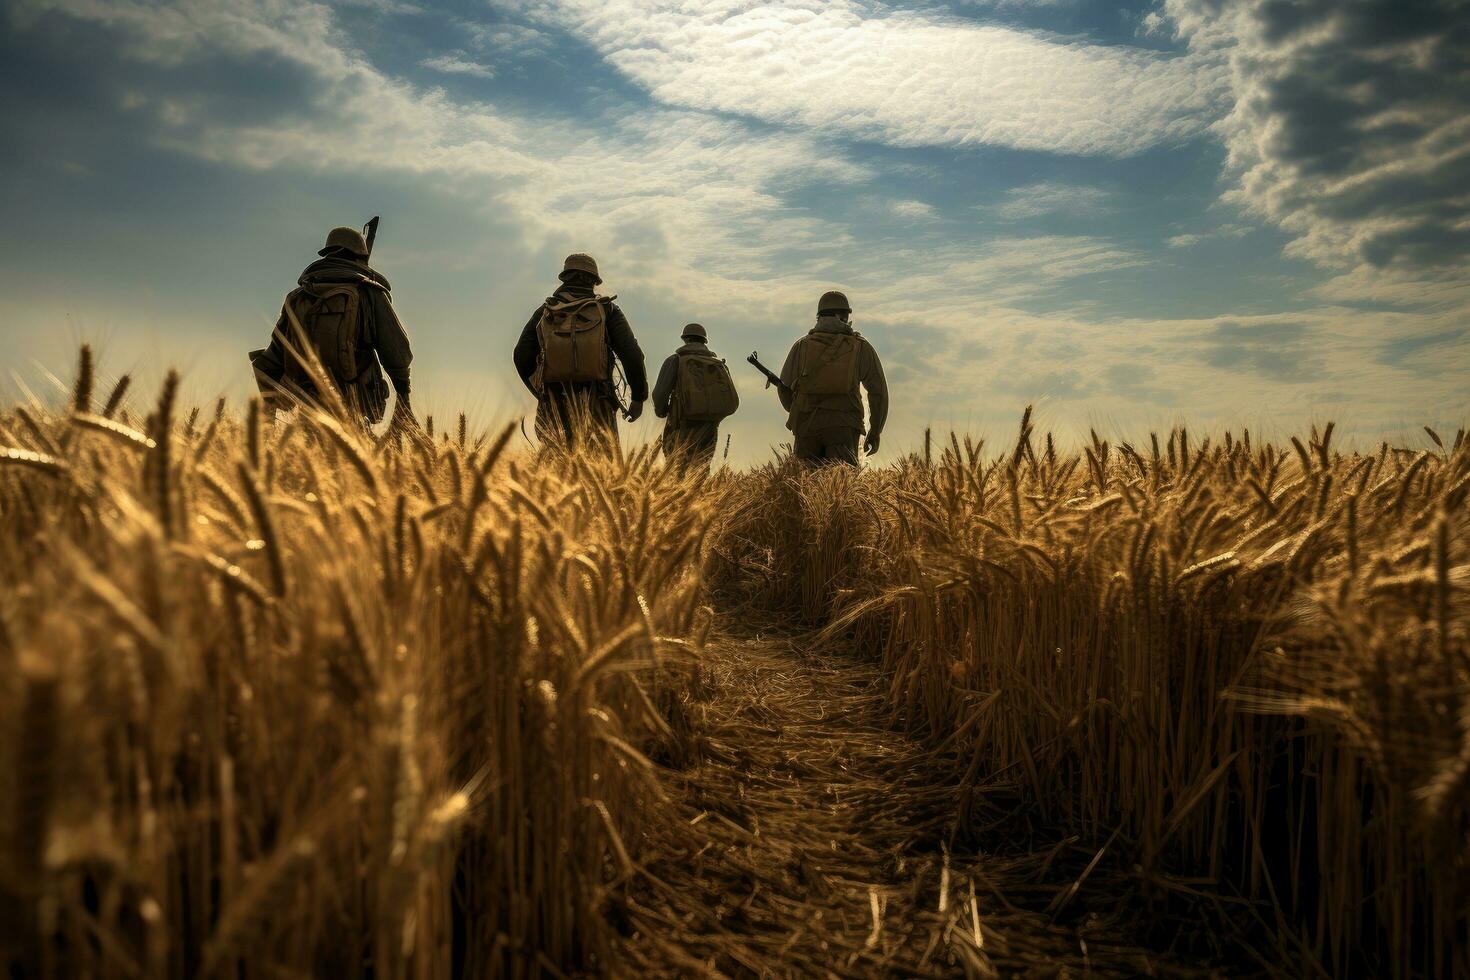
251;225;414;427
513;254;647;451
652;323;740;472
778;290;888;465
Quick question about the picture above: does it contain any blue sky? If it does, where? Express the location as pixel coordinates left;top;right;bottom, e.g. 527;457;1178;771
1;0;1465;460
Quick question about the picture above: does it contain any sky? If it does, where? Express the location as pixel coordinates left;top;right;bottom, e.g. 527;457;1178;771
1;0;1466;462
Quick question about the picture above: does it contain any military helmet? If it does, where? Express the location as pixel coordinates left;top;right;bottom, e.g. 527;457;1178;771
560;253;602;283
817;290;851;314
319;226;369;258
681;322;707;342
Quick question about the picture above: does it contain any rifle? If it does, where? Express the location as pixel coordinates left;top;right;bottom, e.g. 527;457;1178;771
747;352;791;397
362;215;380;258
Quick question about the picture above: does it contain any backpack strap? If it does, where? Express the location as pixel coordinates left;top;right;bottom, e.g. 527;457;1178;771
299;272;379;293
544;293;616;313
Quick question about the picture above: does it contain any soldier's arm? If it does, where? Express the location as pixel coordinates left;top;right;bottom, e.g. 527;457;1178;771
778;342;801;412
257;314;289;378
652;354;679;419
605;303;649;402
860;341;889;435
251;313;291;406
513;309;543;393
369;287;413;397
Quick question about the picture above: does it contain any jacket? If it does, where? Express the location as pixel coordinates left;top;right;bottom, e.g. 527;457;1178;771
255;255;413;397
778;316;888;436
513;283;648;403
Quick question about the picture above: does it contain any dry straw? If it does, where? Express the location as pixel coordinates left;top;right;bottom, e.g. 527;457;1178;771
2;354;1464;977
0;352;713;978
711;409;1468;977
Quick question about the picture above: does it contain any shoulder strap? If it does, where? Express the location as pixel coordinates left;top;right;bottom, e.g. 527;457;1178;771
300;273;376;291
545;293;617;313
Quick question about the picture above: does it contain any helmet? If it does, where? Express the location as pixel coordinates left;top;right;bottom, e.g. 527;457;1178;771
817;290;851;314
681;323;707;341
319;226;369;258
560;253;602;283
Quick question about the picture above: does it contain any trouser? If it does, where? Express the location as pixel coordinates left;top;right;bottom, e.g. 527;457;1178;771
257;379;381;428
662;421;720;473
793;426;861;466
536;385;620;452
343;375;390;425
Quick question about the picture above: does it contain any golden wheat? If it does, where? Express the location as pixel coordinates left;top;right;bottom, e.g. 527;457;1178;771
3;348;1465;977
712;414;1468;976
0;352;714;977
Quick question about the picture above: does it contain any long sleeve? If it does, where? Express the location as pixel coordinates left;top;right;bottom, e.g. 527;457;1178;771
250;313;289;402
513;307;543;393
777;341;802;413
652;354;679;418
859;341;888;436
369;287;413;396
604;302;648;402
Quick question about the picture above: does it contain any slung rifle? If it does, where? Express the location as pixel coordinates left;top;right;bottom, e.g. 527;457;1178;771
362;215;380;257
746;352;791;397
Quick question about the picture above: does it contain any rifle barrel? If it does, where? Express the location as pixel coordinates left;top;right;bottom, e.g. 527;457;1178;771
746;352;790;395
363;215;380;257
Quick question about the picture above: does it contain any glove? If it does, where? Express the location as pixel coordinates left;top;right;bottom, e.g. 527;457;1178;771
624;400;644;422
863;432;881;456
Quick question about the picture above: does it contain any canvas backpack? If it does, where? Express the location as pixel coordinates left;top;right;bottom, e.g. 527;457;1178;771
794;331;863;399
675;350;740;423
537;296;611;386
278;280;364;388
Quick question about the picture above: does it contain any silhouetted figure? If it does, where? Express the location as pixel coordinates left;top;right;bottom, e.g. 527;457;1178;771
513;254;647;451
652;323;739;473
251;225;413;426
779;291;887;465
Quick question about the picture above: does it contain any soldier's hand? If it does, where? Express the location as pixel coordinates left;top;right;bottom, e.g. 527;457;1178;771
863;432;880;456
624;400;644;422
390;398;420;432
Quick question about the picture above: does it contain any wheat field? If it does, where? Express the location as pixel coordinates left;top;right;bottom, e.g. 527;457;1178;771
715;413;1469;976
1;351;1465;978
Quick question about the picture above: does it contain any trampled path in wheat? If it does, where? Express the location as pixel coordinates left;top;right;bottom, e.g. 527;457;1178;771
620;632;1224;978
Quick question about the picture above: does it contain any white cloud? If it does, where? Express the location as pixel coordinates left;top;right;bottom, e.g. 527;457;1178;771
890;200;936;220
8;0;1466;454
516;0;1227;157
16;0;874;316
992;181;1114;220
1166;0;1470;302
420;53;495;79
1166;224;1250;248
1138;11;1169;39
459;19;551;58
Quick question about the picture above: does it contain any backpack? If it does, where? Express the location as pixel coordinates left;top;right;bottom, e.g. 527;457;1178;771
675;351;740;423
278;280;363;388
794;331;863;398
537;296;611;386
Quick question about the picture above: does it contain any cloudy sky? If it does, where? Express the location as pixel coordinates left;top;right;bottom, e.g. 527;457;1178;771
1;0;1466;460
